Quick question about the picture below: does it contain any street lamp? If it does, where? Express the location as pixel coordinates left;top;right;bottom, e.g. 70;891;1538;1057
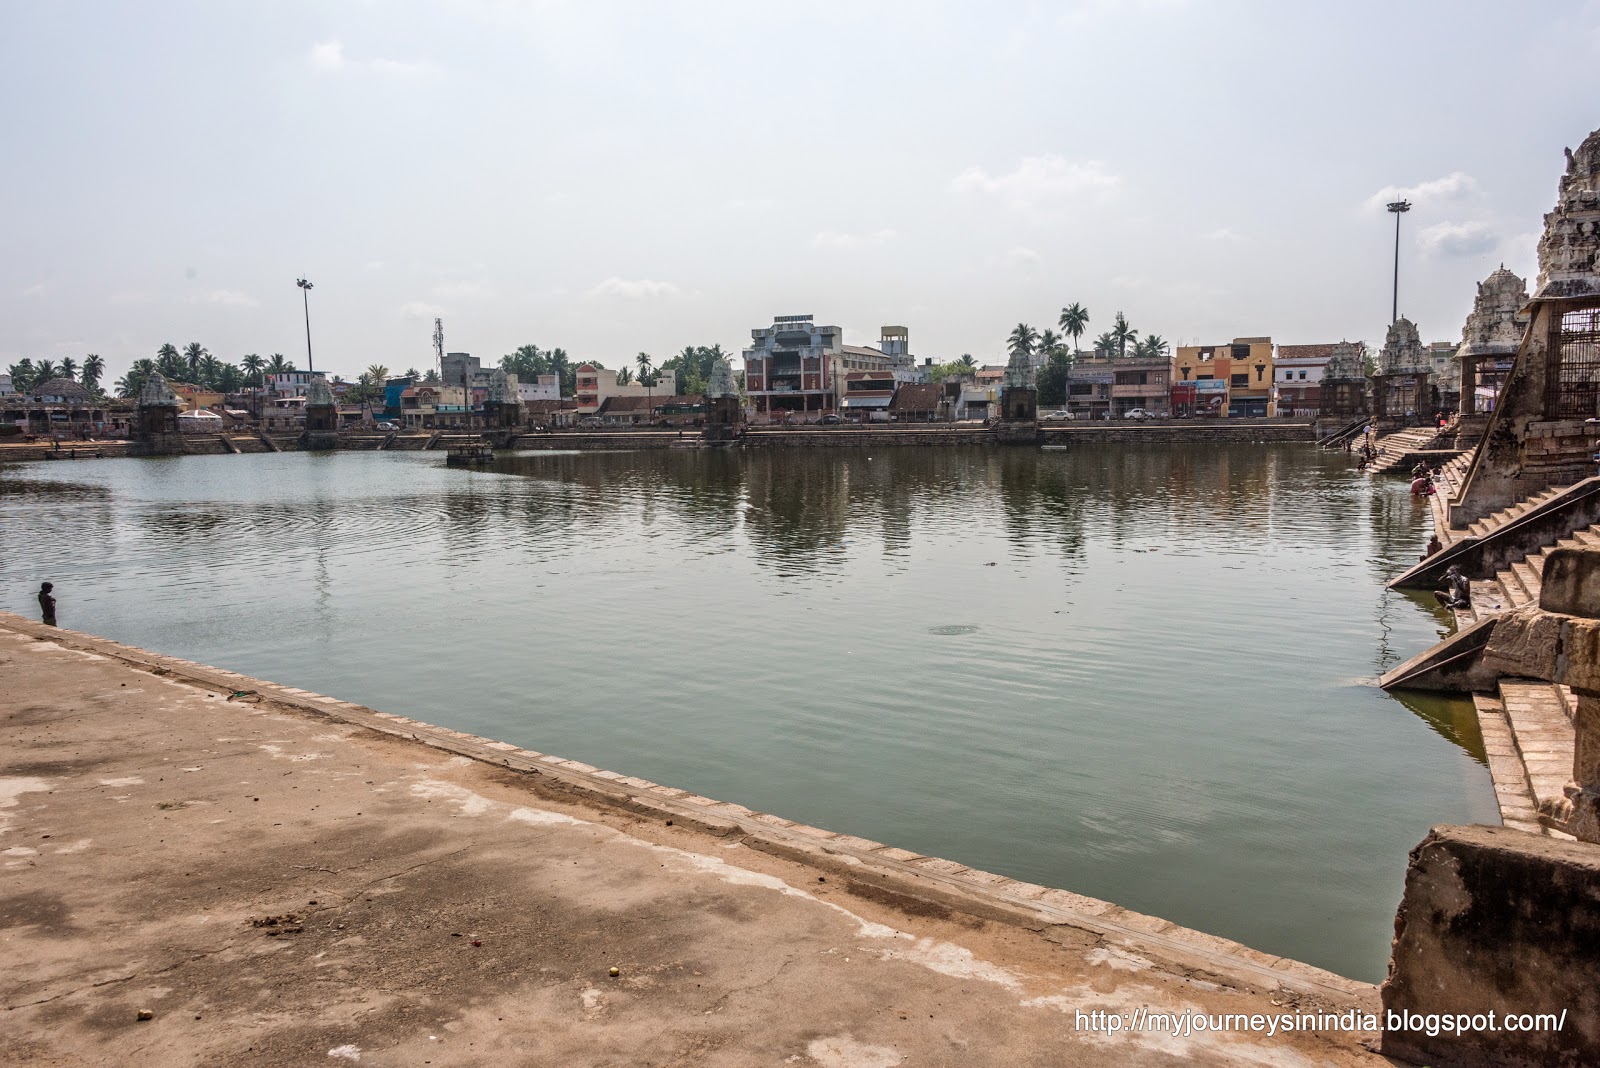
296;278;315;373
1386;200;1411;324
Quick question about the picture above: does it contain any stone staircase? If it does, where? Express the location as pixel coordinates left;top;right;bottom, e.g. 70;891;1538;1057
1448;505;1592;626
1475;682;1578;839
1368;426;1446;474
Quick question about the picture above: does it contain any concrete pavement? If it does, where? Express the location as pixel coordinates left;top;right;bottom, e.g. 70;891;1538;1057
0;616;1390;1066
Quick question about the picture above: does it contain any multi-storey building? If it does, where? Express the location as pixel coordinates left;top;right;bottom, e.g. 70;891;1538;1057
1064;356;1170;417
1274;344;1338;416
573;364;676;415
1171;337;1276;417
743;314;844;420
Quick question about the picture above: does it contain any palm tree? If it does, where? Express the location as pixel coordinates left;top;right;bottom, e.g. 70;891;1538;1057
217;363;243;393
1006;323;1038;363
616;367;634;386
34;359;59;383
182;342;208;381
1137;334;1169;361
366;364;390;388
1110;312;1136;359
81;354;105;395
198;354;223;387
1037;329;1064;361
1058;303;1090;353
635;352;654;384
156;344;185;380
956;354;977;371
58;356;79;381
1092;331;1118;356
240;353;265;387
7;359;36;393
547;348;571;397
265;353;293;375
116;358;158;398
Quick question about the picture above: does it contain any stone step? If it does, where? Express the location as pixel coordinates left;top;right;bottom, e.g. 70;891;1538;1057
1499;681;1577;825
1470;579;1512;618
1511;560;1543;604
1498;571;1531;608
1473;692;1545;835
1576;528;1600;548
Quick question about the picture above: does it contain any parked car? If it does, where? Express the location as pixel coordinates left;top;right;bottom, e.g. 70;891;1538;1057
578;416;604;429
1123;408;1152;421
819;413;841;425
373;421;399;432
1046;410;1074;420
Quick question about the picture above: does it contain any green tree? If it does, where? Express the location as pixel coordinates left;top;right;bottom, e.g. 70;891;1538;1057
547;348;574;397
116;358;159;398
423;367;441;385
404;367;420;380
80;354;105;395
1006;323;1038;362
366;364;390;388
1136;334;1169;361
182;342;208;380
1092;331;1118;356
7;359;36;393
957;354;976;371
501;344;549;383
240;354;265;387
615;367;633;386
1058;303;1090;353
1036;349;1073;406
265;353;294;376
199;354;223;387
58;356;79;381
156;344;186;380
1110;312;1136;359
34;359;59;383
216;363;243;393
636;351;655;386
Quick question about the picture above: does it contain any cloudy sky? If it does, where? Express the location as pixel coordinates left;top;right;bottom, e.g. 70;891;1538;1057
4;1;1599;383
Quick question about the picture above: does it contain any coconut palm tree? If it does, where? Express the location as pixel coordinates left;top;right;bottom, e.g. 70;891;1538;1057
1137;334;1169;361
636;352;654;385
156;344;186;380
1110;312;1136;359
240;354;265;387
616;367;634;386
1006;324;1038;363
198;354;223;387
956;354;977;371
1036;329;1064;362
7;359;36;393
366;364;390;388
57;356;79;381
265;353;294;375
81;354;105;395
1058;303;1090;353
217;363;243;393
182;342;208;380
116;359;158;398
547;348;571;397
34;359;59;383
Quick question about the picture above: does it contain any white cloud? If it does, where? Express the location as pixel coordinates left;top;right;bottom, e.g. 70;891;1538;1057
1418;220;1499;257
1364;171;1481;211
585;277;681;299
205;289;258;307
950;155;1120;208
812;228;897;249
400;300;447;320
308;40;435;77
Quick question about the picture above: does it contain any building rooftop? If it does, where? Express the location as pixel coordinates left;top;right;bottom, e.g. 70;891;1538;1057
890;383;943;411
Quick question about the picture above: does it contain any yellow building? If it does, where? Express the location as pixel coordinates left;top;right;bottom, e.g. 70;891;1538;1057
1171;337;1275;417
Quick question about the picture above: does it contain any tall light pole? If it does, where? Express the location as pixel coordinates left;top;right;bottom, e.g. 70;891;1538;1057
1386;201;1410;323
296;278;315;373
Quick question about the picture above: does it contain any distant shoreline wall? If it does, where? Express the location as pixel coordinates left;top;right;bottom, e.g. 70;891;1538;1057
0;421;1316;462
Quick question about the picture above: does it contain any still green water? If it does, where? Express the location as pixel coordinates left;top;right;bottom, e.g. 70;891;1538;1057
0;445;1496;981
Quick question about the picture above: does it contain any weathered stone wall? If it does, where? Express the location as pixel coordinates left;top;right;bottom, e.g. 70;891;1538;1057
1381;824;1600;1068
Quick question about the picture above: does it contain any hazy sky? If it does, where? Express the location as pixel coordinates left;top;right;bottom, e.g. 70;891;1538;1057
4;1;1599;384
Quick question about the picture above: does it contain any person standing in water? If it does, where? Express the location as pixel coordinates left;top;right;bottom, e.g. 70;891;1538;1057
37;582;56;626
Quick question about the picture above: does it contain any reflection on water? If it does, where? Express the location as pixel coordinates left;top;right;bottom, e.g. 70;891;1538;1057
0;444;1497;982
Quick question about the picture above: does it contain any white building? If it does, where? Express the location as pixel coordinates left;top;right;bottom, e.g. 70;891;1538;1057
267;371;323;397
517;374;561;403
0;374;13;397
